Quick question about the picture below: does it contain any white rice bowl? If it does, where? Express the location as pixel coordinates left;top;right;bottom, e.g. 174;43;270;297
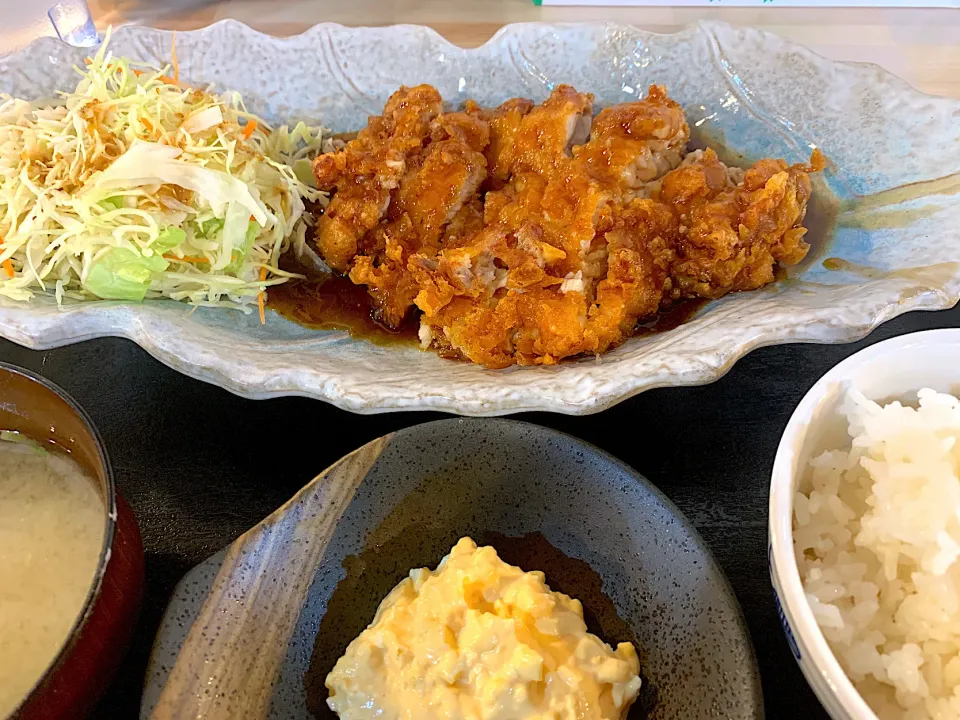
795;386;960;719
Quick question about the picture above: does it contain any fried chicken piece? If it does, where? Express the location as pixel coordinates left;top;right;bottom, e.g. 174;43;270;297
411;225;562;316
441;197;484;248
485;170;610;280
485;85;595;227
347;221;422;330
490;210;673;365
347;108;490;327
485;86;607;280
312;85;443;271
582;199;677;354
418;286;589;368
433;103;490;150
539;169;613;280
409;224;574;367
409;200;675;367
511;84;594;176
654;148;743;217
574;85;690;197
658;148;825;299
487;85;688;285
399;113;490;247
483;98;534;189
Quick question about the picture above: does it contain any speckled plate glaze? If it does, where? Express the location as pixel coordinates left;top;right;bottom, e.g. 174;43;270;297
2;22;959;415
141;419;762;720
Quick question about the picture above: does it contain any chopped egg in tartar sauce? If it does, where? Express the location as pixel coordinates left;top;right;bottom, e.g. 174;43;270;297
325;537;642;720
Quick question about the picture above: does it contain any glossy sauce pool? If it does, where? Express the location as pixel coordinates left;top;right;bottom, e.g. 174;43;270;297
266;274;420;347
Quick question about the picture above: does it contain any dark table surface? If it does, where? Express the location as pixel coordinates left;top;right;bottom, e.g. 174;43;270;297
4;303;958;720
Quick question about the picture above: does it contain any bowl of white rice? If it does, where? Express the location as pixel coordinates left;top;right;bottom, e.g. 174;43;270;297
770;328;960;720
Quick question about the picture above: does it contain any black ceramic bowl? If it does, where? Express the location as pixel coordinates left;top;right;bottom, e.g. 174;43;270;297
145;419;761;720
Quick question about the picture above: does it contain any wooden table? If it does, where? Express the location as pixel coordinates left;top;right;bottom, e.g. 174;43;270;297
2;4;958;720
85;1;960;98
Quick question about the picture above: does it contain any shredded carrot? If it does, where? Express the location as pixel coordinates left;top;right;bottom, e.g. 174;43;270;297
163;254;208;264
171;32;179;85
242;120;258;140
257;267;267;325
0;237;10;279
0;238;10;278
132;69;143;77
157;75;181;86
84;57;92;65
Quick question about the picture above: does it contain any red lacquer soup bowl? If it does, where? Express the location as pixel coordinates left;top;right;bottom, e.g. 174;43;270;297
1;363;144;720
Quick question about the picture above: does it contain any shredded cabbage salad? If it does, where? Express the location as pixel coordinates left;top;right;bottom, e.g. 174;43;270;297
0;31;331;313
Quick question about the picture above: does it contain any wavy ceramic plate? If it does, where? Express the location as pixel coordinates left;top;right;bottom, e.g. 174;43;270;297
140;419;761;720
1;21;959;415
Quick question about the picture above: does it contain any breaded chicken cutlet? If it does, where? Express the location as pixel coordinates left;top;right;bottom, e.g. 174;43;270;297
312;84;824;368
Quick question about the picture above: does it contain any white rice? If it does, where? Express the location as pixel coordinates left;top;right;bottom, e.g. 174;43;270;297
795;387;960;719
